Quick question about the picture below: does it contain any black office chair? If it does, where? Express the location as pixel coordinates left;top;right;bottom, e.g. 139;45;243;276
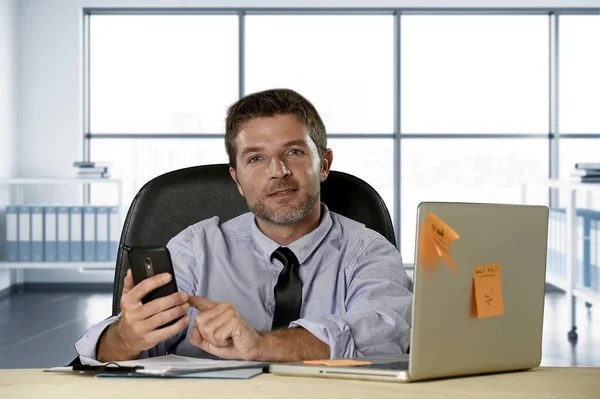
67;164;396;365
110;163;396;316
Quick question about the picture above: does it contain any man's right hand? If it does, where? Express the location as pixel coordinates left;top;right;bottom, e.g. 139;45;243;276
97;269;190;362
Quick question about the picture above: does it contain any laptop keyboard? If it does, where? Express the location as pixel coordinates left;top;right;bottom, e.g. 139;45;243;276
354;361;409;370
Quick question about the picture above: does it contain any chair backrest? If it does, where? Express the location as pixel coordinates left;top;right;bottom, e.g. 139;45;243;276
111;164;396;315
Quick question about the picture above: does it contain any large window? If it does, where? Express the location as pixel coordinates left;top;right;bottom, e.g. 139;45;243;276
401;15;549;134
401;139;549;261
90;15;239;134
87;10;599;265
245;15;394;134
399;14;550;262
557;15;600;209
559;15;600;134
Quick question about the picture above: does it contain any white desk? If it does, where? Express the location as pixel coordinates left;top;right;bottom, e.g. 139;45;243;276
0;367;599;398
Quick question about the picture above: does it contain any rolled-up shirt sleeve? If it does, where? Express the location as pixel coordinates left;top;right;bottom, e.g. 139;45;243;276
74;315;119;365
290;237;413;359
74;226;200;364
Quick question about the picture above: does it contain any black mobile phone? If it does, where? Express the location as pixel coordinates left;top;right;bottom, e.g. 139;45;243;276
127;246;181;327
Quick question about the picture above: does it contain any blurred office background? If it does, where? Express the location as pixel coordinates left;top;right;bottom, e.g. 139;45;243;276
0;0;599;368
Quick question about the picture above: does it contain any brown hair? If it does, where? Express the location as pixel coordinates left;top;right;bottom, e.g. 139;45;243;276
225;88;327;169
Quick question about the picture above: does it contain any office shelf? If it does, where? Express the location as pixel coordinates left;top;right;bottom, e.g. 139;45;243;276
0;178;122;185
0;262;114;270
522;179;600;343
0;177;123;282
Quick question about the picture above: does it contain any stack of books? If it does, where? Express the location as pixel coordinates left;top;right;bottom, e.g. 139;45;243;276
73;161;111;178
571;162;600;183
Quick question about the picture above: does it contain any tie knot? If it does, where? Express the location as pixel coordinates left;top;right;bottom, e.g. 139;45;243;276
270;247;299;267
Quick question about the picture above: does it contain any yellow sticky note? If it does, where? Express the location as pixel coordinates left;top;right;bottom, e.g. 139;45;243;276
417;211;460;274
471;264;504;318
303;359;372;366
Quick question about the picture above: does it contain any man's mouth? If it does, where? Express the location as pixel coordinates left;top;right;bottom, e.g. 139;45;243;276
269;189;298;197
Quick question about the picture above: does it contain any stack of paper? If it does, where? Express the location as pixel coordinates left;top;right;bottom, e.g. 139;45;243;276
106;354;265;375
46;354;266;379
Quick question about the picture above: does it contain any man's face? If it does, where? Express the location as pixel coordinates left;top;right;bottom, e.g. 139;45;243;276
229;114;332;225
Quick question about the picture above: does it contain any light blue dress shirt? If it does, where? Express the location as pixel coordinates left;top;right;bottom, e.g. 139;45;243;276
75;204;413;363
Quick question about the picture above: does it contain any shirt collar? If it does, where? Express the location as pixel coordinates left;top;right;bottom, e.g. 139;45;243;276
250;203;333;264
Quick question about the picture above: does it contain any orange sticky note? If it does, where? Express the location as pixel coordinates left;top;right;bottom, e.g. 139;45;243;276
417;211;460;274
471;264;504;318
303;359;372;366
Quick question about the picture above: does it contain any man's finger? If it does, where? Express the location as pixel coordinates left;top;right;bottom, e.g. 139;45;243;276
137;291;188;321
127;273;173;304
188;296;219;311
195;310;236;348
209;316;238;347
147;315;191;344
123;269;134;294
193;301;231;326
189;328;237;359
143;302;190;331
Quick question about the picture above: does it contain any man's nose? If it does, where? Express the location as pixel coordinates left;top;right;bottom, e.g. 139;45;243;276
268;157;290;179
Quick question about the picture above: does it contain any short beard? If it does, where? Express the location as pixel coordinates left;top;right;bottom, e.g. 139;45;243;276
250;190;320;225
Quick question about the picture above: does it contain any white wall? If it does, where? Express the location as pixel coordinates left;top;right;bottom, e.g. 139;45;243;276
17;0;600;283
0;0;17;291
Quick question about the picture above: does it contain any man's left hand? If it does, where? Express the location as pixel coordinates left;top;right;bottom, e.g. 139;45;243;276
187;296;264;360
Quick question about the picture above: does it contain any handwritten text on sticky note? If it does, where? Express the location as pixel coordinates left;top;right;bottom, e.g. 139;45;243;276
418;211;460;274
471;264;504;318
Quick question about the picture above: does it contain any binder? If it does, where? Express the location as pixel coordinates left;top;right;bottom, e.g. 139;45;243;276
583;214;592;288
69;206;83;262
57;206;70;262
555;210;560;276
108;206;120;261
83;206;96;262
6;206;18;262
590;219;600;292
592;219;597;292
95;207;109;262
44;206;58;262
31;206;44;262
548;210;556;274
596;218;600;292
560;211;566;277
577;215;584;286
18;206;31;262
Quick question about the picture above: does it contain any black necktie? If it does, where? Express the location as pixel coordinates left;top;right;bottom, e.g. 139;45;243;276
271;247;303;330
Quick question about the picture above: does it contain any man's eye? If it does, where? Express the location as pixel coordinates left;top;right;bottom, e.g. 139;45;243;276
288;149;303;155
248;156;262;163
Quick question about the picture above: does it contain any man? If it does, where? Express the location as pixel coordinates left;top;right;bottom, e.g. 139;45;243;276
75;88;413;364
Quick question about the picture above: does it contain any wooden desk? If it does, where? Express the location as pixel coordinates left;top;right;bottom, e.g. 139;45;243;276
0;367;598;398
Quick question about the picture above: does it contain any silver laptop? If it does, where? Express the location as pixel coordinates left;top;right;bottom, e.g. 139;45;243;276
269;202;549;382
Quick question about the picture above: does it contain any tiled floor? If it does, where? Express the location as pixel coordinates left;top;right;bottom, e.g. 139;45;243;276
0;287;598;369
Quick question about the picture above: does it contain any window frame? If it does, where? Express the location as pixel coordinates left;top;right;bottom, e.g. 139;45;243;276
84;8;600;264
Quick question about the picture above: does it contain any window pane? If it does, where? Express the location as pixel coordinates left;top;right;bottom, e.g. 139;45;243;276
558;138;600;209
329;138;394;224
401;138;549;263
559;15;600;133
90;15;238;133
90;139;228;207
401;15;549;133
246;15;394;133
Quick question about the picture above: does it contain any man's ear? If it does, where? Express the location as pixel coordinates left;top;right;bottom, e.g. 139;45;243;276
320;149;333;182
229;166;245;197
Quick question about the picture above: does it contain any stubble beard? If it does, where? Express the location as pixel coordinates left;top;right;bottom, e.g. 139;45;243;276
250;189;320;225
